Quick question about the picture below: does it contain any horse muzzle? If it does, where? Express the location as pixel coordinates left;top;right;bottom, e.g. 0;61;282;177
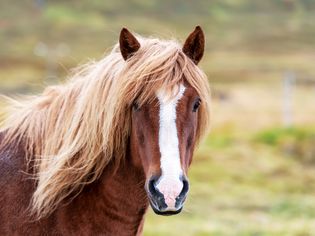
146;175;189;216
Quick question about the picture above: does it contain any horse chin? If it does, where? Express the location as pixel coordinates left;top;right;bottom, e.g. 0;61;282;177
153;207;183;216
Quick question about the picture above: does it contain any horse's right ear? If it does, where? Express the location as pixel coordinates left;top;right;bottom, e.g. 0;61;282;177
119;28;141;61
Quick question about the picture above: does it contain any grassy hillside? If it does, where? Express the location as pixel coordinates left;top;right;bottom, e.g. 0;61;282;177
1;0;315;92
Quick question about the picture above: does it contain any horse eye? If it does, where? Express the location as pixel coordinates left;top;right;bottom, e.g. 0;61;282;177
132;102;139;111
192;99;201;112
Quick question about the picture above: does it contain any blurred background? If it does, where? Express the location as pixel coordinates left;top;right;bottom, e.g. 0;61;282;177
1;0;315;235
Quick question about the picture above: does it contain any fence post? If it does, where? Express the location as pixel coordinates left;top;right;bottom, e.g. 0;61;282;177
283;71;295;127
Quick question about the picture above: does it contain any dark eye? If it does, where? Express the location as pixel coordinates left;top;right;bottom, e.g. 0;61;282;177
132;102;139;111
192;99;201;112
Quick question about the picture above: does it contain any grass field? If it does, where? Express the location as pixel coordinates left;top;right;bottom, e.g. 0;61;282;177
1;0;315;235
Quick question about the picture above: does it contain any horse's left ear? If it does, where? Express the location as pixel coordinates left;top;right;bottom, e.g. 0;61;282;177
119;28;141;61
183;26;205;65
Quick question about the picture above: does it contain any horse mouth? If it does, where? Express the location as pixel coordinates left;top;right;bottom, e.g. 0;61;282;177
149;199;183;216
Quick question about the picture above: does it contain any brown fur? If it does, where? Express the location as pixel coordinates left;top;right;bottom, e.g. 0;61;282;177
176;84;200;172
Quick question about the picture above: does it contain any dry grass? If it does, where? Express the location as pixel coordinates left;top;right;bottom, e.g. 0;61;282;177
211;82;315;131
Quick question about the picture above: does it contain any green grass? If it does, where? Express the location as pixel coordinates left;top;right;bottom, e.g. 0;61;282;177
255;127;315;164
255;127;315;146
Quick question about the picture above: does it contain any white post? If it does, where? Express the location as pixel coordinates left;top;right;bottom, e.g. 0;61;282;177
283;71;295;127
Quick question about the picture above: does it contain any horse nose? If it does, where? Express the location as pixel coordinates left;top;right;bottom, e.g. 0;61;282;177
147;175;189;214
175;177;189;208
148;177;168;210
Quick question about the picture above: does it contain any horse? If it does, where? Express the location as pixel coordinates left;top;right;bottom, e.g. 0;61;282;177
0;26;211;235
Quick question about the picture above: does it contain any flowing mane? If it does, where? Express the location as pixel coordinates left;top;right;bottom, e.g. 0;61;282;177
0;35;211;218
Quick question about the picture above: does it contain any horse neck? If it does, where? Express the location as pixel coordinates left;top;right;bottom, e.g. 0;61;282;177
69;141;149;234
100;152;148;208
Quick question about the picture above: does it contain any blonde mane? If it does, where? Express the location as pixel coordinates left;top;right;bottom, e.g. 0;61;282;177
0;35;211;218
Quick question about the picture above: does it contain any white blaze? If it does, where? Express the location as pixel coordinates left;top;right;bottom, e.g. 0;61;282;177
156;84;185;209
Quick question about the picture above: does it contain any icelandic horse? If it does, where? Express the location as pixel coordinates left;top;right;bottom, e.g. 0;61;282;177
0;26;211;235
